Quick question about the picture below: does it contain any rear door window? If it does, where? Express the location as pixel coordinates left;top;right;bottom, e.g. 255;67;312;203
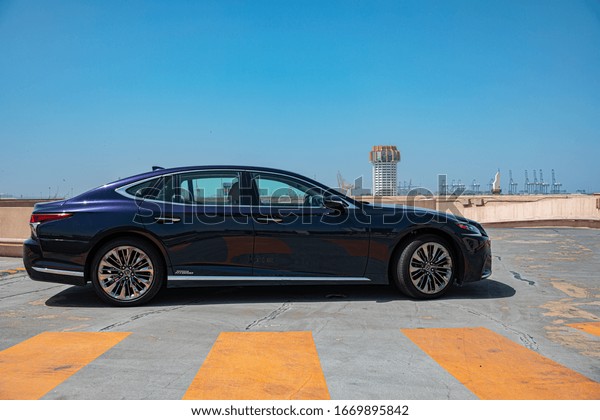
170;172;241;205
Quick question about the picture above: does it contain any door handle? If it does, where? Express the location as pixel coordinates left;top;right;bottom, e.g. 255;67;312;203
256;217;283;223
154;216;181;223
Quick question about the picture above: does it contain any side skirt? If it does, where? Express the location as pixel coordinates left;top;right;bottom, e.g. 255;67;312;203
167;275;373;287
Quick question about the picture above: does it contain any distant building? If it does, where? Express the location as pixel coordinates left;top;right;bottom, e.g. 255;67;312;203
350;176;371;196
369;145;400;196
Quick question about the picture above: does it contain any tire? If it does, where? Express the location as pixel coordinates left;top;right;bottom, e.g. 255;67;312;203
394;234;455;299
90;237;165;306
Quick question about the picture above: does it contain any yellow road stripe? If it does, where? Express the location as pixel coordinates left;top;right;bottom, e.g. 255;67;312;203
0;332;130;400
0;268;25;274
568;322;600;337
402;327;600;400
183;331;330;400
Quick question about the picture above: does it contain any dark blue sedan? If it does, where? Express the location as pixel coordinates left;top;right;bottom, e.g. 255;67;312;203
24;166;491;306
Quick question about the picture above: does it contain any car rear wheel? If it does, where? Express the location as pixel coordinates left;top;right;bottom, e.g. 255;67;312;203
91;237;165;306
394;234;455;299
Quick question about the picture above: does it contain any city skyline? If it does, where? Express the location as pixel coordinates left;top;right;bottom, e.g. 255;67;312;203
0;163;582;199
1;1;600;198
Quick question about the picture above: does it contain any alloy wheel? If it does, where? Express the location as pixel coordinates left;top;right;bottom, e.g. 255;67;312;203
97;246;155;301
408;242;453;294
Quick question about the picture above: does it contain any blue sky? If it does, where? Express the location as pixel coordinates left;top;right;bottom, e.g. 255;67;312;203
1;0;599;198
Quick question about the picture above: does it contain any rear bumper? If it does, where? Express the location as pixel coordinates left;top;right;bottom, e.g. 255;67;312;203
23;238;87;286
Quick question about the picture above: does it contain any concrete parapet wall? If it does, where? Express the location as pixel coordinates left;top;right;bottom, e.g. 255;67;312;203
455;195;600;225
0;202;35;257
355;194;600;227
1;195;599;257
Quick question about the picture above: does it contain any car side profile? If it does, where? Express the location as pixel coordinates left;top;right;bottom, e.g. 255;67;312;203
24;166;492;306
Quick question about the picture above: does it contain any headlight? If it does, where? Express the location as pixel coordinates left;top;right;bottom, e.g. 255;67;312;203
456;222;481;235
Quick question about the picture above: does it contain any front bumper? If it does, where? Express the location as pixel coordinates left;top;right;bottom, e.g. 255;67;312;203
457;235;492;284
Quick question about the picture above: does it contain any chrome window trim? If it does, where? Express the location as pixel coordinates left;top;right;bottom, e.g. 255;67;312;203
115;173;167;201
114;168;357;210
32;267;85;278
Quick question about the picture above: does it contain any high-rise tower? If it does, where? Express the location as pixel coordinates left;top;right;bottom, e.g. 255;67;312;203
369;145;400;196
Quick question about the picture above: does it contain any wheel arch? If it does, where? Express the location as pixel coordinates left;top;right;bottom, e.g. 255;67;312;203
84;229;170;280
388;227;464;285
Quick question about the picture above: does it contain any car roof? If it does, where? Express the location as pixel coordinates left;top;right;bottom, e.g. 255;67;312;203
104;165;335;192
71;165;353;204
125;165;317;182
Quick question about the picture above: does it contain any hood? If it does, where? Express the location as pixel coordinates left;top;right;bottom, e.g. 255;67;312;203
364;202;475;224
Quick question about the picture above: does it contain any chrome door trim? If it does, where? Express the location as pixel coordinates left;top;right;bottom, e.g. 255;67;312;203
168;275;371;282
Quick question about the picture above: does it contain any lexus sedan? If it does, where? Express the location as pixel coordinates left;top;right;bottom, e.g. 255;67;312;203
24;166;491;306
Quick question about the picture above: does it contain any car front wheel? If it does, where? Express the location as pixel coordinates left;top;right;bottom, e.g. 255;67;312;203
394;234;455;299
91;237;165;306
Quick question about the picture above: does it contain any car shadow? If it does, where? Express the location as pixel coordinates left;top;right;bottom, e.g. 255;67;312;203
45;278;515;308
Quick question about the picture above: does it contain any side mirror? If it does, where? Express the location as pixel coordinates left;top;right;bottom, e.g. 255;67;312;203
323;196;348;214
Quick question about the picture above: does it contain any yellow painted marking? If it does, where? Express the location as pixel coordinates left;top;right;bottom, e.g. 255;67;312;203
402;327;600;400
0;332;130;399
183;331;330;400
0;268;26;275
568;322;600;337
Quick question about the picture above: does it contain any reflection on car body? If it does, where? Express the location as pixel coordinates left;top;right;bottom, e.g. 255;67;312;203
24;166;492;306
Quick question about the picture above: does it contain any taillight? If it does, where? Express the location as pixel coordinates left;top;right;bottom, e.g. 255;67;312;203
29;213;73;238
30;213;73;223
